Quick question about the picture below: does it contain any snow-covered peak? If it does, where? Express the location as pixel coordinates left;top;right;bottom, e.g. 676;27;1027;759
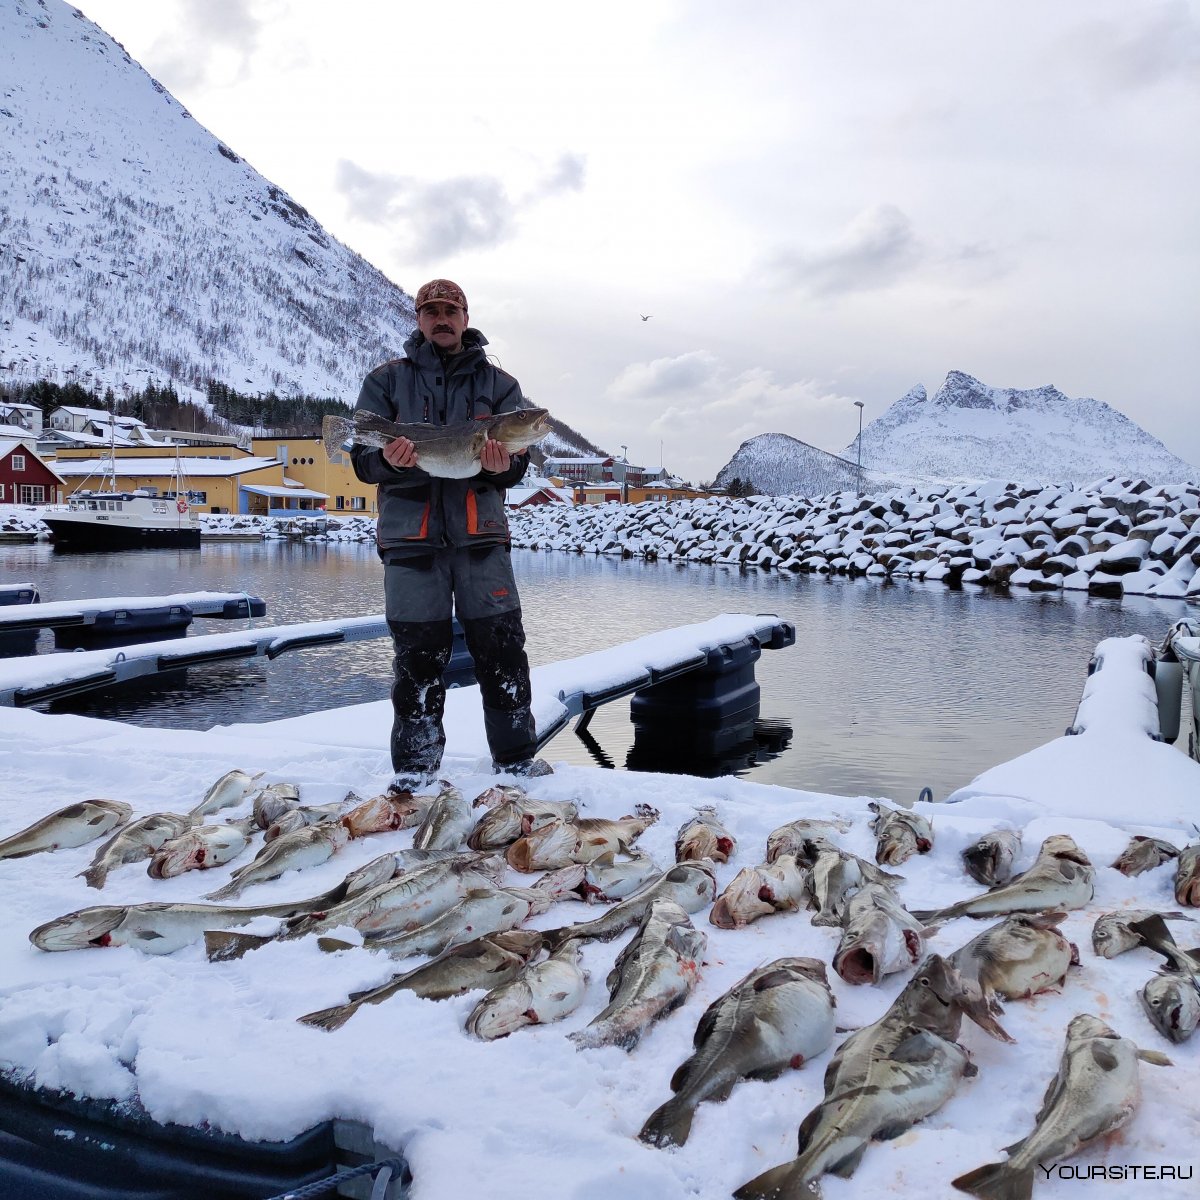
0;0;416;403
843;370;1198;487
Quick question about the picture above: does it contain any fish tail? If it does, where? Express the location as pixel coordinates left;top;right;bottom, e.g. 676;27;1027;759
296;1002;357;1032
79;864;108;889
733;1160;820;1199
203;880;243;902
321;414;355;458
951;1161;1034;1200
637;1096;696;1148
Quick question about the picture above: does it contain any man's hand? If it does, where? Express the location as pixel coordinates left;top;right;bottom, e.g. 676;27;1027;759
479;439;511;473
383;436;419;469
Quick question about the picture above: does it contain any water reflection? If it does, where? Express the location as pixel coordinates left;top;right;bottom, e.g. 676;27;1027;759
1;539;1191;802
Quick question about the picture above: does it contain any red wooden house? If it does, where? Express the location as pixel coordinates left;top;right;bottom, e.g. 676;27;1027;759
0;439;65;505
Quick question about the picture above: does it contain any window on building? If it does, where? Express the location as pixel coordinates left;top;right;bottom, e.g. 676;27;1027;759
11;454;25;471
335;496;345;510
350;496;366;511
17;485;45;504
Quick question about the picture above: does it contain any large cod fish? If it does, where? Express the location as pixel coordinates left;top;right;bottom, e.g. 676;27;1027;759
0;800;132;860
638;957;836;1148
322;407;552;478
298;930;544;1031
31;854;399;955
570;899;707;1052
952;1015;1171;1200
735;955;1011;1199
912;835;1094;924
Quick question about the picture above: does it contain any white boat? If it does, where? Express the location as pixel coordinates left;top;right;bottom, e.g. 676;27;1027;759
42;441;201;551
41;488;201;550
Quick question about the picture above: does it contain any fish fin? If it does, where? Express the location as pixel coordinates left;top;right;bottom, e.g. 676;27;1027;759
296;1003;355;1032
204;930;272;962
909;908;940;924
637;1098;695;1148
733;1162;816;1200
669;1055;698;1094
78;865;108;889
793;1104;824;1156
202;880;244;902
317;936;355;954
1089;1043;1120;1072
828;1143;867;1177
744;1065;786;1084
890;1032;938;1064
752;967;802;991
950;1161;1034;1200
1136;1049;1174;1066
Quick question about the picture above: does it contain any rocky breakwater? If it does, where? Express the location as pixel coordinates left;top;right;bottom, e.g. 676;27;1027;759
508;476;1200;603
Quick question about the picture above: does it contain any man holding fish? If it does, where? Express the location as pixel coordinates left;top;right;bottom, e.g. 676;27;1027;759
346;279;553;790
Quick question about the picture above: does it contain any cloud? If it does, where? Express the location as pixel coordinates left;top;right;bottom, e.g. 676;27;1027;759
603;351;859;480
1067;2;1200;90
335;162;515;257
146;0;263;91
521;153;587;202
763;204;924;297
336;152;586;260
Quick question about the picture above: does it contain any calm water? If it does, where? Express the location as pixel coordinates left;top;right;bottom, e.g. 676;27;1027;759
1;540;1191;801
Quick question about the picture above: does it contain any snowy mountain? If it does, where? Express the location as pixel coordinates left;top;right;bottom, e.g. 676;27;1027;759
842;371;1198;487
714;432;894;496
0;0;416;403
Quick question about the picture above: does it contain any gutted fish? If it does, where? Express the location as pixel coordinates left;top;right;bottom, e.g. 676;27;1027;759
912;835;1094;924
639;957;836;1148
952;1015;1171;1198
570;899;707;1052
77;812;191;889
0;799;132;861
675;806;736;864
710;855;809;929
869;801;934;865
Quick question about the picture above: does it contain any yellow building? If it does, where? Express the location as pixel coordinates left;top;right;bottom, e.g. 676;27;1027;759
50;445;283;514
250;436;377;515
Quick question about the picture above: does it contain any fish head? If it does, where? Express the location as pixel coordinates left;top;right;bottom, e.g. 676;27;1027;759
472;784;524;809
507;886;555;918
341;793;421;837
1091;911;1144;958
834;938;886;986
31;905;128;950
488;929;545;961
710;866;775;929
778;956;832;985
490;407;551;452
148;834;206;878
1068;1013;1119;1042
505;818;576;872
467;803;521;850
1041;834;1091;865
1140;977;1199;1044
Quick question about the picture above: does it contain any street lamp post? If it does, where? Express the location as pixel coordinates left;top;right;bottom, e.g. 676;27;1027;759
854;401;865;496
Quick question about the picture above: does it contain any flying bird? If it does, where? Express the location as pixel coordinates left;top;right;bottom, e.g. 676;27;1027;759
639;314;653;322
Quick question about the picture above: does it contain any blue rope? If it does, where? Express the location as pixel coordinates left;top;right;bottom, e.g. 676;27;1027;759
261;1156;407;1200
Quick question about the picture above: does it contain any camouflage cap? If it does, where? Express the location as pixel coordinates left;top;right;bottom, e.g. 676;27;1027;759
415;278;467;312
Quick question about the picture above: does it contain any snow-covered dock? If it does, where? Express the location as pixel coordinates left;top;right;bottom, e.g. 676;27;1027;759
0;622;1197;1200
0;589;266;636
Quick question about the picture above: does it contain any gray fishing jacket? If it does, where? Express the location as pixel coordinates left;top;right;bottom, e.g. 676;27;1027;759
351;327;530;554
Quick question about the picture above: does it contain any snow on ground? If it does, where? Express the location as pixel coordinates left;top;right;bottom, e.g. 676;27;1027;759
0;624;1198;1199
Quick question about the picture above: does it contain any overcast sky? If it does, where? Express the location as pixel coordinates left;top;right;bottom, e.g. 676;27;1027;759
77;0;1200;483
